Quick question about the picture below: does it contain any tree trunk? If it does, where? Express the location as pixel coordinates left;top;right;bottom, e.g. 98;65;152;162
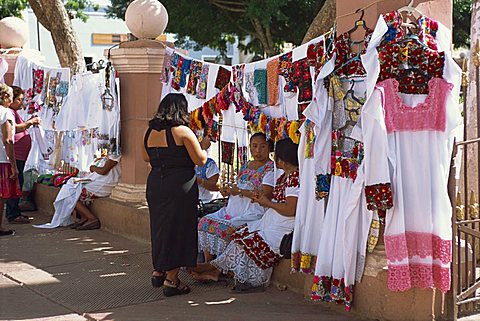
29;0;85;74
302;0;336;44
466;0;480;197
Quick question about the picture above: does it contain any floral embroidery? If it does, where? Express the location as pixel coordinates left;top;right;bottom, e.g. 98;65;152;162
292;58;312;103
161;51;173;83
236;160;274;189
272;171;300;203
278;52;295;92
267;59;279;105
291;252;316;274
237;146;248;167
315;174;331;200
307;39;327;80
171;55;183;90
232;227;281;270
331;132;363;180
80;187;96;206
196;64;209;99
388;264;450;293
33;68;44;94
244;71;256;103
215;66;231;90
304;119;315;158
311;275;353;311
221;141;235;165
367;218;380;252
198;216;238;244
334;30;373;78
365;183;393;211
186;61;203;96
378;78;452;134
254;69;268;105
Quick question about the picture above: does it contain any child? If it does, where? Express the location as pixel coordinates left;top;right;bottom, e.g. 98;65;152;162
196;136;220;204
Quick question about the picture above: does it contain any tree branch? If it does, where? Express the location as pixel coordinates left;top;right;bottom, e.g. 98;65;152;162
251;17;274;56
302;0;336;44
208;0;246;12
28;0;52;32
225;13;255;35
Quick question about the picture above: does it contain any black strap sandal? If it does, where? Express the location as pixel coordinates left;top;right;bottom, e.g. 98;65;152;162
151;271;166;288
163;279;191;297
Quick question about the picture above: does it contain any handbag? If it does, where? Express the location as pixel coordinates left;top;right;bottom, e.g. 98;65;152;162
279;230;294;259
197;198;228;218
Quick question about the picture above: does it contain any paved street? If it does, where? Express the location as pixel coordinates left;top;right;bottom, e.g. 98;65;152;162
1;211;363;321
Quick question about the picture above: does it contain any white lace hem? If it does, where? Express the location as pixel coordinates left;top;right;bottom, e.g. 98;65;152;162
211;242;273;287
198;231;230;256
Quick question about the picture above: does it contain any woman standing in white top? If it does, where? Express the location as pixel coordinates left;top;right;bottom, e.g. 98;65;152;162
0;84;21;236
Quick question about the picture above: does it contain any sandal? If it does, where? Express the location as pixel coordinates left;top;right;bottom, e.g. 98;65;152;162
69;220;87;229
0;230;15;237
163;279;191;297
151;271;166;288
8;216;30;224
76;220;101;230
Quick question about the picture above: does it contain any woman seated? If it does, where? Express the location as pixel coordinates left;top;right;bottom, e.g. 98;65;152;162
192;138;299;293
34;153;121;230
196;136;220;204
197;132;274;262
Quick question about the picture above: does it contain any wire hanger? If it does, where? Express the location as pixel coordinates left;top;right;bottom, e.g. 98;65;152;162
347;9;369;36
344;80;365;105
398;0;423;19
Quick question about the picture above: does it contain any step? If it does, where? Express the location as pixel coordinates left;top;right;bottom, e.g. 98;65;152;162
34;183;450;321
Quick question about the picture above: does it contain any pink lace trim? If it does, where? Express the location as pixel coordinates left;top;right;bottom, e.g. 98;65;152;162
388;263;450;293
378;78;452;134
384;232;451;264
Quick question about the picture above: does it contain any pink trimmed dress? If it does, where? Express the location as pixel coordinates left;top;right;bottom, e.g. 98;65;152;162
361;77;457;293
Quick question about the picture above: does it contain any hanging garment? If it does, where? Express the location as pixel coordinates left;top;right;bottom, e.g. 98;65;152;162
357;12;462;294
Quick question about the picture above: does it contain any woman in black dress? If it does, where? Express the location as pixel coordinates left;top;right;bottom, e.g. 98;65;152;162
142;93;207;297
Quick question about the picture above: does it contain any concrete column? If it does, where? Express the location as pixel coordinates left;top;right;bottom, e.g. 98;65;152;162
0;52;20;85
106;39;173;202
336;0;452;36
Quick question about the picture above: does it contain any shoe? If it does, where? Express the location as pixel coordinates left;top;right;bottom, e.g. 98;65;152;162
69;220;87;229
8;216;30;224
75;220;101;230
0;230;15;237
151;272;166;287
163;279;191;297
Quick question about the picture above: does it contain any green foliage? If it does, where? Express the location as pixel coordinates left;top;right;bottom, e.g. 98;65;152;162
107;0;325;56
64;0;99;22
453;0;472;49
0;0;98;22
0;0;28;20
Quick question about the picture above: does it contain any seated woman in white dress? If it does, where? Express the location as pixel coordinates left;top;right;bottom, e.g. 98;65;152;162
197;133;274;262
34;153;121;230
192;138;299;292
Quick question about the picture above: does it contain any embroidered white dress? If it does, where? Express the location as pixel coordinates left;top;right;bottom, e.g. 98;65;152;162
357;12;462;293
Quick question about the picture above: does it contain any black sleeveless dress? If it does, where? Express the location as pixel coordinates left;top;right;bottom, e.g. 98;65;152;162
144;125;198;272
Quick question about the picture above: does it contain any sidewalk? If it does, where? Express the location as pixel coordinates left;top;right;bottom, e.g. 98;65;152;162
1;211;365;321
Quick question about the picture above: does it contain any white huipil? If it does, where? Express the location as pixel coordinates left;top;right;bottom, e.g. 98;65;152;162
311;75;373;311
357;13;462;293
291;57;334;274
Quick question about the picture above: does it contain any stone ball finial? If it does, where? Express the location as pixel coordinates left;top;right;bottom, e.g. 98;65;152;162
125;0;169;39
0;17;28;48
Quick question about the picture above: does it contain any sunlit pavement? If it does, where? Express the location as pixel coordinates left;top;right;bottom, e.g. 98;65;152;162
1;211;366;321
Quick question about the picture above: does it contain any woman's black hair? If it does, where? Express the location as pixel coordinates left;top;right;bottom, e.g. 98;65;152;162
149;93;190;130
274;138;299;167
250;132;274;152
11;86;24;99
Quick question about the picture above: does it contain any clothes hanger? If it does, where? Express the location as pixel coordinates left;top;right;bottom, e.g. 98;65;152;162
398;0;423;20
347;9;369;36
344;80;365;105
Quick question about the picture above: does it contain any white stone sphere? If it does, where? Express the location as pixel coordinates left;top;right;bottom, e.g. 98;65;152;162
125;0;169;39
0;17;28;48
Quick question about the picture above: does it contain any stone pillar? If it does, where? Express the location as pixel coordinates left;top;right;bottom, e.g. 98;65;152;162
107;40;173;202
336;0;452;35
